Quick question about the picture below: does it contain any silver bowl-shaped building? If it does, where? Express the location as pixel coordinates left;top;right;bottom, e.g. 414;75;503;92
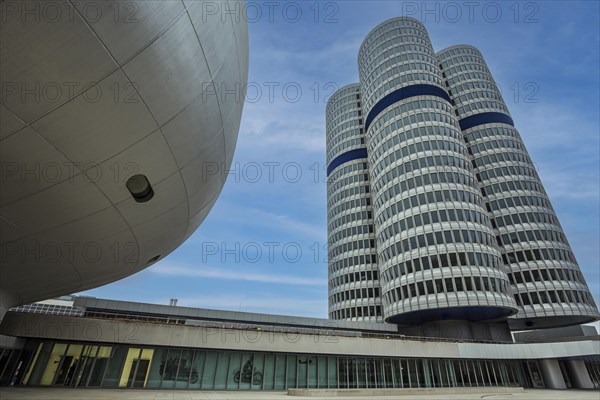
0;1;248;314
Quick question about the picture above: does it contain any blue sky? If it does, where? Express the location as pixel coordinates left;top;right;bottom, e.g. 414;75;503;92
81;1;600;320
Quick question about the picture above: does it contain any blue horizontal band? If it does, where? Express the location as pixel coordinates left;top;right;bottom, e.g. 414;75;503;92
459;112;514;131
327;148;368;176
365;84;451;131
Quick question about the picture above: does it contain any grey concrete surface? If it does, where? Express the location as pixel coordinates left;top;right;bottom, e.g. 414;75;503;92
0;388;599;400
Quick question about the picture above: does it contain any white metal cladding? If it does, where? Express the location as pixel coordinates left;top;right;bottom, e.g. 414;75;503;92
0;1;248;306
356;18;517;324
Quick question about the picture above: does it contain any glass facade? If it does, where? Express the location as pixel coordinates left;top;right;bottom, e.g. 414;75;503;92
0;340;568;390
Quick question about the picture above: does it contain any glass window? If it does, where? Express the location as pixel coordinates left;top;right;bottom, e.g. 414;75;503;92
24;342;54;386
188;351;205;390
146;348;167;388
286;355;297;389
226;353;241;390
101;345;128;388
317;356;327;388
201;351;217;389
275;354;287;390
252;354;265;390
327;357;337;388
118;347;142;388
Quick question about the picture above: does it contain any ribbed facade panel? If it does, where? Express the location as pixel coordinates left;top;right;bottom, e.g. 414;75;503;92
326;84;383;322
356;18;517;324
437;45;600;329
326;17;599;331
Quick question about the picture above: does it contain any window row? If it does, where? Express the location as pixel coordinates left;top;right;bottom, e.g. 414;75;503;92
327;105;361;130
372;153;474;194
381;251;503;283
328;161;368;183
327;85;359;108
384;275;509;304
327;122;363;148
374;170;481;213
456;100;509;117
327;120;362;142
361;19;426;51
329;254;378;273
453;90;504;110
507;267;585;286
328;196;371;224
329;210;373;231
364;60;442;105
369;98;458;153
361;39;433;82
361;23;429;59
329;238;376;259
481;178;544;198
443;62;489;80
515;289;595;308
375;188;487;229
446;71;496;88
472;149;532;169
450;80;500;101
475;163;538;184
329;223;374;247
327;137;365;162
331;286;382;304
326;99;361;127
361;48;438;98
329;269;380;289
487;194;552;213
464;126;521;144
328;185;371;212
499;228;567;248
378;229;494;267
378;210;495;252
372;114;461;160
501;246;576;267
372;136;468;181
331;305;383;320
328;170;369;195
468;137;526;156
438;53;485;69
361;50;439;100
369;115;461;157
0;340;535;390
362;29;432;67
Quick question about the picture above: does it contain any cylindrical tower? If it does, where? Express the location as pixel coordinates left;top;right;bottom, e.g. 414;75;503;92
326;84;383;322
358;17;518;324
437;45;600;329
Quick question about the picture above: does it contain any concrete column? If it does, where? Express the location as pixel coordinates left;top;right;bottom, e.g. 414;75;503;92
0;288;20;322
538;359;566;389
0;288;23;349
565;359;594;389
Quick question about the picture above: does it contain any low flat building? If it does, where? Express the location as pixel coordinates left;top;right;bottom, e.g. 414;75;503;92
0;297;598;391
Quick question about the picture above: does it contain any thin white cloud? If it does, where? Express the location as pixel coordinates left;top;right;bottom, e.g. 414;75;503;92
191;203;327;242
152;263;325;287
244;207;326;240
510;103;599;201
